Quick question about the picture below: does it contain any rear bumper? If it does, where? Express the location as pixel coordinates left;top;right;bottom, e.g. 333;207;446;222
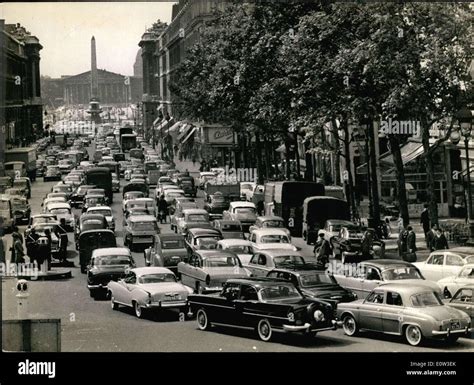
431;327;472;336
145;301;188;309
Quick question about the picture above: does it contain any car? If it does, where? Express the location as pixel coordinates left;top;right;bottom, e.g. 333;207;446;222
125;197;156;218
11;196;31;225
267;266;357;304
155;183;178;199
332;260;443;300
177;176;197;197
216;239;254;264
51;183;74;199
45;202;75;231
330;225;365;260
178;250;250;293
108;267;192;318
123;181;148;198
164;189;185;205
27;214;58;230
27;221;61;259
184;227;223;257
176;208;211;235
240;181;256;200
223;201;257;232
244;250;307;277
413;248;474;282
123;214;159;251
69;185;96;208
44;166;62;181
248;216;290;237
318;219;356;242
169;200;198;231
64;174;82;187
42;197;67;213
87;247;135;299
203;193;230;220
86;206;115;231
144;234;187;272
212;219;244;240
12;177;31;199
58;159;74;174
79;229;117;273
245;184;265;203
82;195;107;213
188;277;337;341
445;285;474;323
337;283;472;346
75;213;108;249
198;172;217;189
85;188;107;200
249;229;297;252
111;173;120;192
122;191;146;212
4;187;25;199
438;263;474;298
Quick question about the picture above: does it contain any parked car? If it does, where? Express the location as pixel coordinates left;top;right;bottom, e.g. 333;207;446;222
87;247;135;299
267;266;357;304
123;214;159;251
108;267;192;318
45;202;75;230
337;283;472;346
244;250;306;277
248;216;290;237
216;239;254;264
249;229;297;252
86;206;115;231
79;229;117;273
188;278;337;341
176;208;211;235
445;285;474;323
437;263;474;298
332;260;442;300
413;248;474;282
212;219;244;240
44;166;62;181
144;234;187;272
223;201;257;232
178;250;250;293
184;228;223;257
75;213;108;249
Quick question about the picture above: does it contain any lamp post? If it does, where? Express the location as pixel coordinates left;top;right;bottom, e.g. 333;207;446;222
450;107;474;244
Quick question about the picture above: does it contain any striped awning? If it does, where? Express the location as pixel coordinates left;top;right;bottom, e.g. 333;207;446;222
181;126;197;144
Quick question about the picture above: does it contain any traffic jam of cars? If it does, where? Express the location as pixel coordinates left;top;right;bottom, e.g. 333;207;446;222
7;129;473;348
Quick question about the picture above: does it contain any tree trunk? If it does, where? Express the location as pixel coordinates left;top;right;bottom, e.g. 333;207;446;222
368;119;381;229
388;135;409;227
421;116;439;225
255;132;265;185
340;118;357;220
271;134;280;178
264;134;271;180
285;140;291;180
295;134;301;179
304;140;314;181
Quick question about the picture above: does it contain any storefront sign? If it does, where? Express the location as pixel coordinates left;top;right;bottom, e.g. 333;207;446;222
207;127;234;144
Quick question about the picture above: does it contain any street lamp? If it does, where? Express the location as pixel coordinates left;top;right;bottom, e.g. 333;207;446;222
450;107;474;244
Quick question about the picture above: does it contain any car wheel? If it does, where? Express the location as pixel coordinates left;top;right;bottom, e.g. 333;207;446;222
405;325;423;346
257;319;273;342
196;308;211;330
342;314;359;336
110;294;119;310
89;289;96;299
133;301;144;318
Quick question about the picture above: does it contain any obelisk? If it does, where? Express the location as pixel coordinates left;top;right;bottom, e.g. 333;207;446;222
87;36;102;124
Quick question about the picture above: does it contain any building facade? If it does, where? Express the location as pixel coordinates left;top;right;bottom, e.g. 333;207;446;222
0;21;43;164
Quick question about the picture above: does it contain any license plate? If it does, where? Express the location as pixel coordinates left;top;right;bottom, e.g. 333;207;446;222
451;321;461;330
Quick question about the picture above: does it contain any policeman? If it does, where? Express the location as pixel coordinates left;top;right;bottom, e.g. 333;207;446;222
56;218;69;264
26;228;40;264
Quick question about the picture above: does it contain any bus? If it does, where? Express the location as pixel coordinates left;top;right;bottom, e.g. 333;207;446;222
121;134;137;153
85;168;113;203
264;181;325;237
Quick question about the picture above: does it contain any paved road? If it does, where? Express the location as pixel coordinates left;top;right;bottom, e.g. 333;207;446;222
2;148;473;352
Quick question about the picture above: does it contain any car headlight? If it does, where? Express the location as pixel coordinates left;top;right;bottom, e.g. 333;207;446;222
313;310;325;322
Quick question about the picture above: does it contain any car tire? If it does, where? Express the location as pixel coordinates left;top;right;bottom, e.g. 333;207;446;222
80;265;87;274
257;318;273;342
342;314;359;336
405;324;423;346
110;294;119;310
447;335;459;344
89;289;96;299
133;301;144;318
196;308;211;330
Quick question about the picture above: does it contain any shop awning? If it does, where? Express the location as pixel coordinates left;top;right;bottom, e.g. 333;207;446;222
152;116;161;127
167;121;182;135
181;126;197;144
177;124;193;141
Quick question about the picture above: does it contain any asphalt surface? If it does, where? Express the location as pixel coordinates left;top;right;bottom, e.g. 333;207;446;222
2;146;473;352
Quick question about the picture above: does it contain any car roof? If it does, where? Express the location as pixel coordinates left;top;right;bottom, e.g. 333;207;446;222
230;201;256;208
257;216;284;221
371;282;438;295
226;277;292;288
130;267;173;276
253;228;289;235
87;206;111;211
47;202;71;209
217;239;252;246
188;228;221;236
360;259;415;269
92;247;131;257
183;208;208;215
195;250;237;258
270;265;326;275
326;219;355;225
256;249;303;257
128;215;157;222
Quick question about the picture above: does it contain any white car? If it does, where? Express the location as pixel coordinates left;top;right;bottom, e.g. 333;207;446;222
413;248;474;282
198;172;216;189
438;263;474;298
87;206;115;231
156;183;178;199
245;184;264;202
107;267;193;318
122;191;146;212
222;201;257;232
240;182;256;200
164;189;185;204
249;228;297;252
43;197;67;213
216;239;254;264
45;202;75;230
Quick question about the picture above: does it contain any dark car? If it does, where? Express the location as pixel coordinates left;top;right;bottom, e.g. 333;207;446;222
79;229;117;273
188;278;337;341
184;227;223;258
81;195;107;213
204;193;230;220
213;219;244;240
87;247;135;299
178;176;197;198
266;266;357;304
330;225;364;259
144;233;187;273
11;196;31;225
70;185;96;208
123;181;148;198
75;213;108;249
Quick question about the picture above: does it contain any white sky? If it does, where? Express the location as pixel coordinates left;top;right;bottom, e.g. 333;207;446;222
1;2;176;78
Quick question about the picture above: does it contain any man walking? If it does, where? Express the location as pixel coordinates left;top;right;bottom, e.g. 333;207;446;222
405;226;417;262
420;204;430;247
26;228;40;264
314;233;331;267
433;227;449;250
56;219;69;264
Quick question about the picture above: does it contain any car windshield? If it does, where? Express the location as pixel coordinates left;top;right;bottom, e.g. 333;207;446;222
48;167;60;172
162;239;185;249
203;256;240;267
196;238;218;249
90;209;111;217
82;220;104;230
12;198;27;207
96;256;131;266
235;207;255;214
299;273;335;287
227;245;253;254
263;220;285;228
132;221;157;231
222;224;241;231
188;214;208;222
382;267;423;281
241;183;253;190
274;256;305;267
13;180;28;188
259;284;302;301
54;186;72;192
125;192;144;200
211;196;226;203
410;292;443;307
459;267;474;278
87;198;104;205
32;216;55;225
260;235;290;244
50;208;70;215
138;273;176;284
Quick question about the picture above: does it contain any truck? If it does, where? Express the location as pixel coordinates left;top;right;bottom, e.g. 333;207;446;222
85;167;113;203
204;182;240;201
4;147;37;181
121;134;137;153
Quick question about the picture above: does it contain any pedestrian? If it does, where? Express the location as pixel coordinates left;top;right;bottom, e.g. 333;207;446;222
360;230;374;260
26;228;40;264
314;233;331;267
11;232;25;264
426;224;437;252
397;214;404;235
256;199;265;216
158;194;168;224
192;156;196;167
420;204;430;246
397;226;409;258
43;229;53;271
405;226;417;262
433;228;449;250
55;219;69;264
11;225;23;245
